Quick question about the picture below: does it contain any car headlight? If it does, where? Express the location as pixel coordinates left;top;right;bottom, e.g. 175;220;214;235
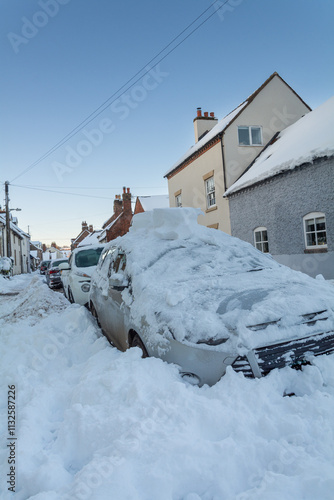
75;271;91;278
81;283;90;292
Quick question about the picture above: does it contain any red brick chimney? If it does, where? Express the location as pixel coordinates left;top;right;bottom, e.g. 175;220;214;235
82;221;88;231
113;195;122;216
122;187;132;215
88;224;93;232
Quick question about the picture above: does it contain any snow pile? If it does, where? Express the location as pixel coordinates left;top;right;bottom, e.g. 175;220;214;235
225;96;334;195
137;194;170;211
1;273;334;499
0;275;68;325
0;257;12;272
113;208;334;352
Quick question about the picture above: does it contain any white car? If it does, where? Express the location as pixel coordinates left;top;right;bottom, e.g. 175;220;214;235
60;245;105;306
89;208;334;386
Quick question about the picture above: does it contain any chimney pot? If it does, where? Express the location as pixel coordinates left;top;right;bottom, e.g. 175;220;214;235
196;107;202;118
127;187;130;194
123;186;126;194
210;112;215;117
204;112;208;118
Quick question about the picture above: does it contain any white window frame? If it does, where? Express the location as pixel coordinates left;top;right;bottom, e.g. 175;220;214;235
205;176;216;209
175;194;182;207
238;126;263;146
303;212;327;249
254;226;269;253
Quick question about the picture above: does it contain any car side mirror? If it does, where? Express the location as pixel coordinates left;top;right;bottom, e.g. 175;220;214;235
58;263;71;271
109;273;128;289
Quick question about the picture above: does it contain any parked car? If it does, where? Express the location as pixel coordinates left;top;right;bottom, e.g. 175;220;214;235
40;260;51;275
45;258;69;289
89;208;334;386
59;245;105;306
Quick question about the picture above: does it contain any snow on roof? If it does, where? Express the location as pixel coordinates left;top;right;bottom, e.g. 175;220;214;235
225;96;334;196
137;195;170;211
165;101;248;177
0;214;30;239
78;230;102;247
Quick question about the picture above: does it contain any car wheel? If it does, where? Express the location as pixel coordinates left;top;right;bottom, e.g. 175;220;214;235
90;302;101;328
68;288;74;304
131;334;148;358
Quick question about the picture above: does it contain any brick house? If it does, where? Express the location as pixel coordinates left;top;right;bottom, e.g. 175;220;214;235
98;187;133;243
71;221;94;250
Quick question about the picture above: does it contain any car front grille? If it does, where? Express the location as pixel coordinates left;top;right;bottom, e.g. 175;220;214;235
232;330;334;378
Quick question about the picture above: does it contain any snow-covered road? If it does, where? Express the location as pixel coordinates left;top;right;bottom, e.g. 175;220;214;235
1;273;334;500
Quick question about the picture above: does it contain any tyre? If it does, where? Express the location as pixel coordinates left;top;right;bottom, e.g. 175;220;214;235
68;288;74;304
131;334;149;358
90;302;101;328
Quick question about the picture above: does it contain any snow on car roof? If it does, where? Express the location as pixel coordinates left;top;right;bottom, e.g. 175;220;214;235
107;208;334;352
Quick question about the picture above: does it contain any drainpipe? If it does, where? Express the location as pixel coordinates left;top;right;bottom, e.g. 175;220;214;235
220;133;227;192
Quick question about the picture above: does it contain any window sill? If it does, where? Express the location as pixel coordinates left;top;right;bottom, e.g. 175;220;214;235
238;144;263;147
304;248;328;254
206;205;217;213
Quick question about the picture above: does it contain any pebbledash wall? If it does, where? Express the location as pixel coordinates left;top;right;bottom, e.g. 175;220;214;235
227;157;334;279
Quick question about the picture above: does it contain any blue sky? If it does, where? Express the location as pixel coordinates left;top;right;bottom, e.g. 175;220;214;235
1;0;333;246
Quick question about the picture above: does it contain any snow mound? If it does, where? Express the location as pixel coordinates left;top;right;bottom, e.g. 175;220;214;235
1;273;334;499
131;207;202;240
0;275;68;325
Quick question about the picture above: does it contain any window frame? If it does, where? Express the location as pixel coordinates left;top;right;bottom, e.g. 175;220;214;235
238;126;263;146
254;226;269;253
205;176;216;209
303;212;327;249
175;194;182;208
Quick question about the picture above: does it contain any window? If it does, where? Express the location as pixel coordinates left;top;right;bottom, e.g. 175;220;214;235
175;194;182;207
254;227;269;253
238;126;262;146
205;176;216;208
303;212;327;249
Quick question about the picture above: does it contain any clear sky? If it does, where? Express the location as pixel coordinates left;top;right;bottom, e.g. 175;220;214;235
1;0;333;246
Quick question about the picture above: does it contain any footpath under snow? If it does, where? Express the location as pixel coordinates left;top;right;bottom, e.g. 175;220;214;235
1;273;334;500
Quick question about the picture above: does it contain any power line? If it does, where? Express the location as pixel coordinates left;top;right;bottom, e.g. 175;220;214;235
10;0;229;183
11;184;112;200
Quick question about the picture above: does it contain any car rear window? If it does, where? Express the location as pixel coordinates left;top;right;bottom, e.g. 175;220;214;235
75;248;104;268
52;260;68;268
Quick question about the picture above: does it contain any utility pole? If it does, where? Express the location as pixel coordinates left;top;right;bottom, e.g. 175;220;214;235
5;181;11;258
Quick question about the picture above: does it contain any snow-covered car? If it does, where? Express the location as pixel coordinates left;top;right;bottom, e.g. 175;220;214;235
89;208;334;386
59;245;105;306
45;258;69;289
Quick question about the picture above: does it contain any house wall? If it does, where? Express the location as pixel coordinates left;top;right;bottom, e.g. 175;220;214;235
167;142;231;233
224;75;311;189
228;158;334;279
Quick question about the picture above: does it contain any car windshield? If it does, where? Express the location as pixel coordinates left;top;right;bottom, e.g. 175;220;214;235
52;260;68;268
75;248;104;268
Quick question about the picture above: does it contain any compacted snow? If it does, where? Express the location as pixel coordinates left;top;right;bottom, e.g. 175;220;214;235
1;271;334;499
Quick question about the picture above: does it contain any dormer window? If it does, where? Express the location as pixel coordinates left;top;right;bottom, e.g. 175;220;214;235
238;126;262;146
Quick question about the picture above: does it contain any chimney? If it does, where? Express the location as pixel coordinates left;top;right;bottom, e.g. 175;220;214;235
88;224;93;232
113;194;122;216
82;221;88;231
193;109;218;143
122;186;132;215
